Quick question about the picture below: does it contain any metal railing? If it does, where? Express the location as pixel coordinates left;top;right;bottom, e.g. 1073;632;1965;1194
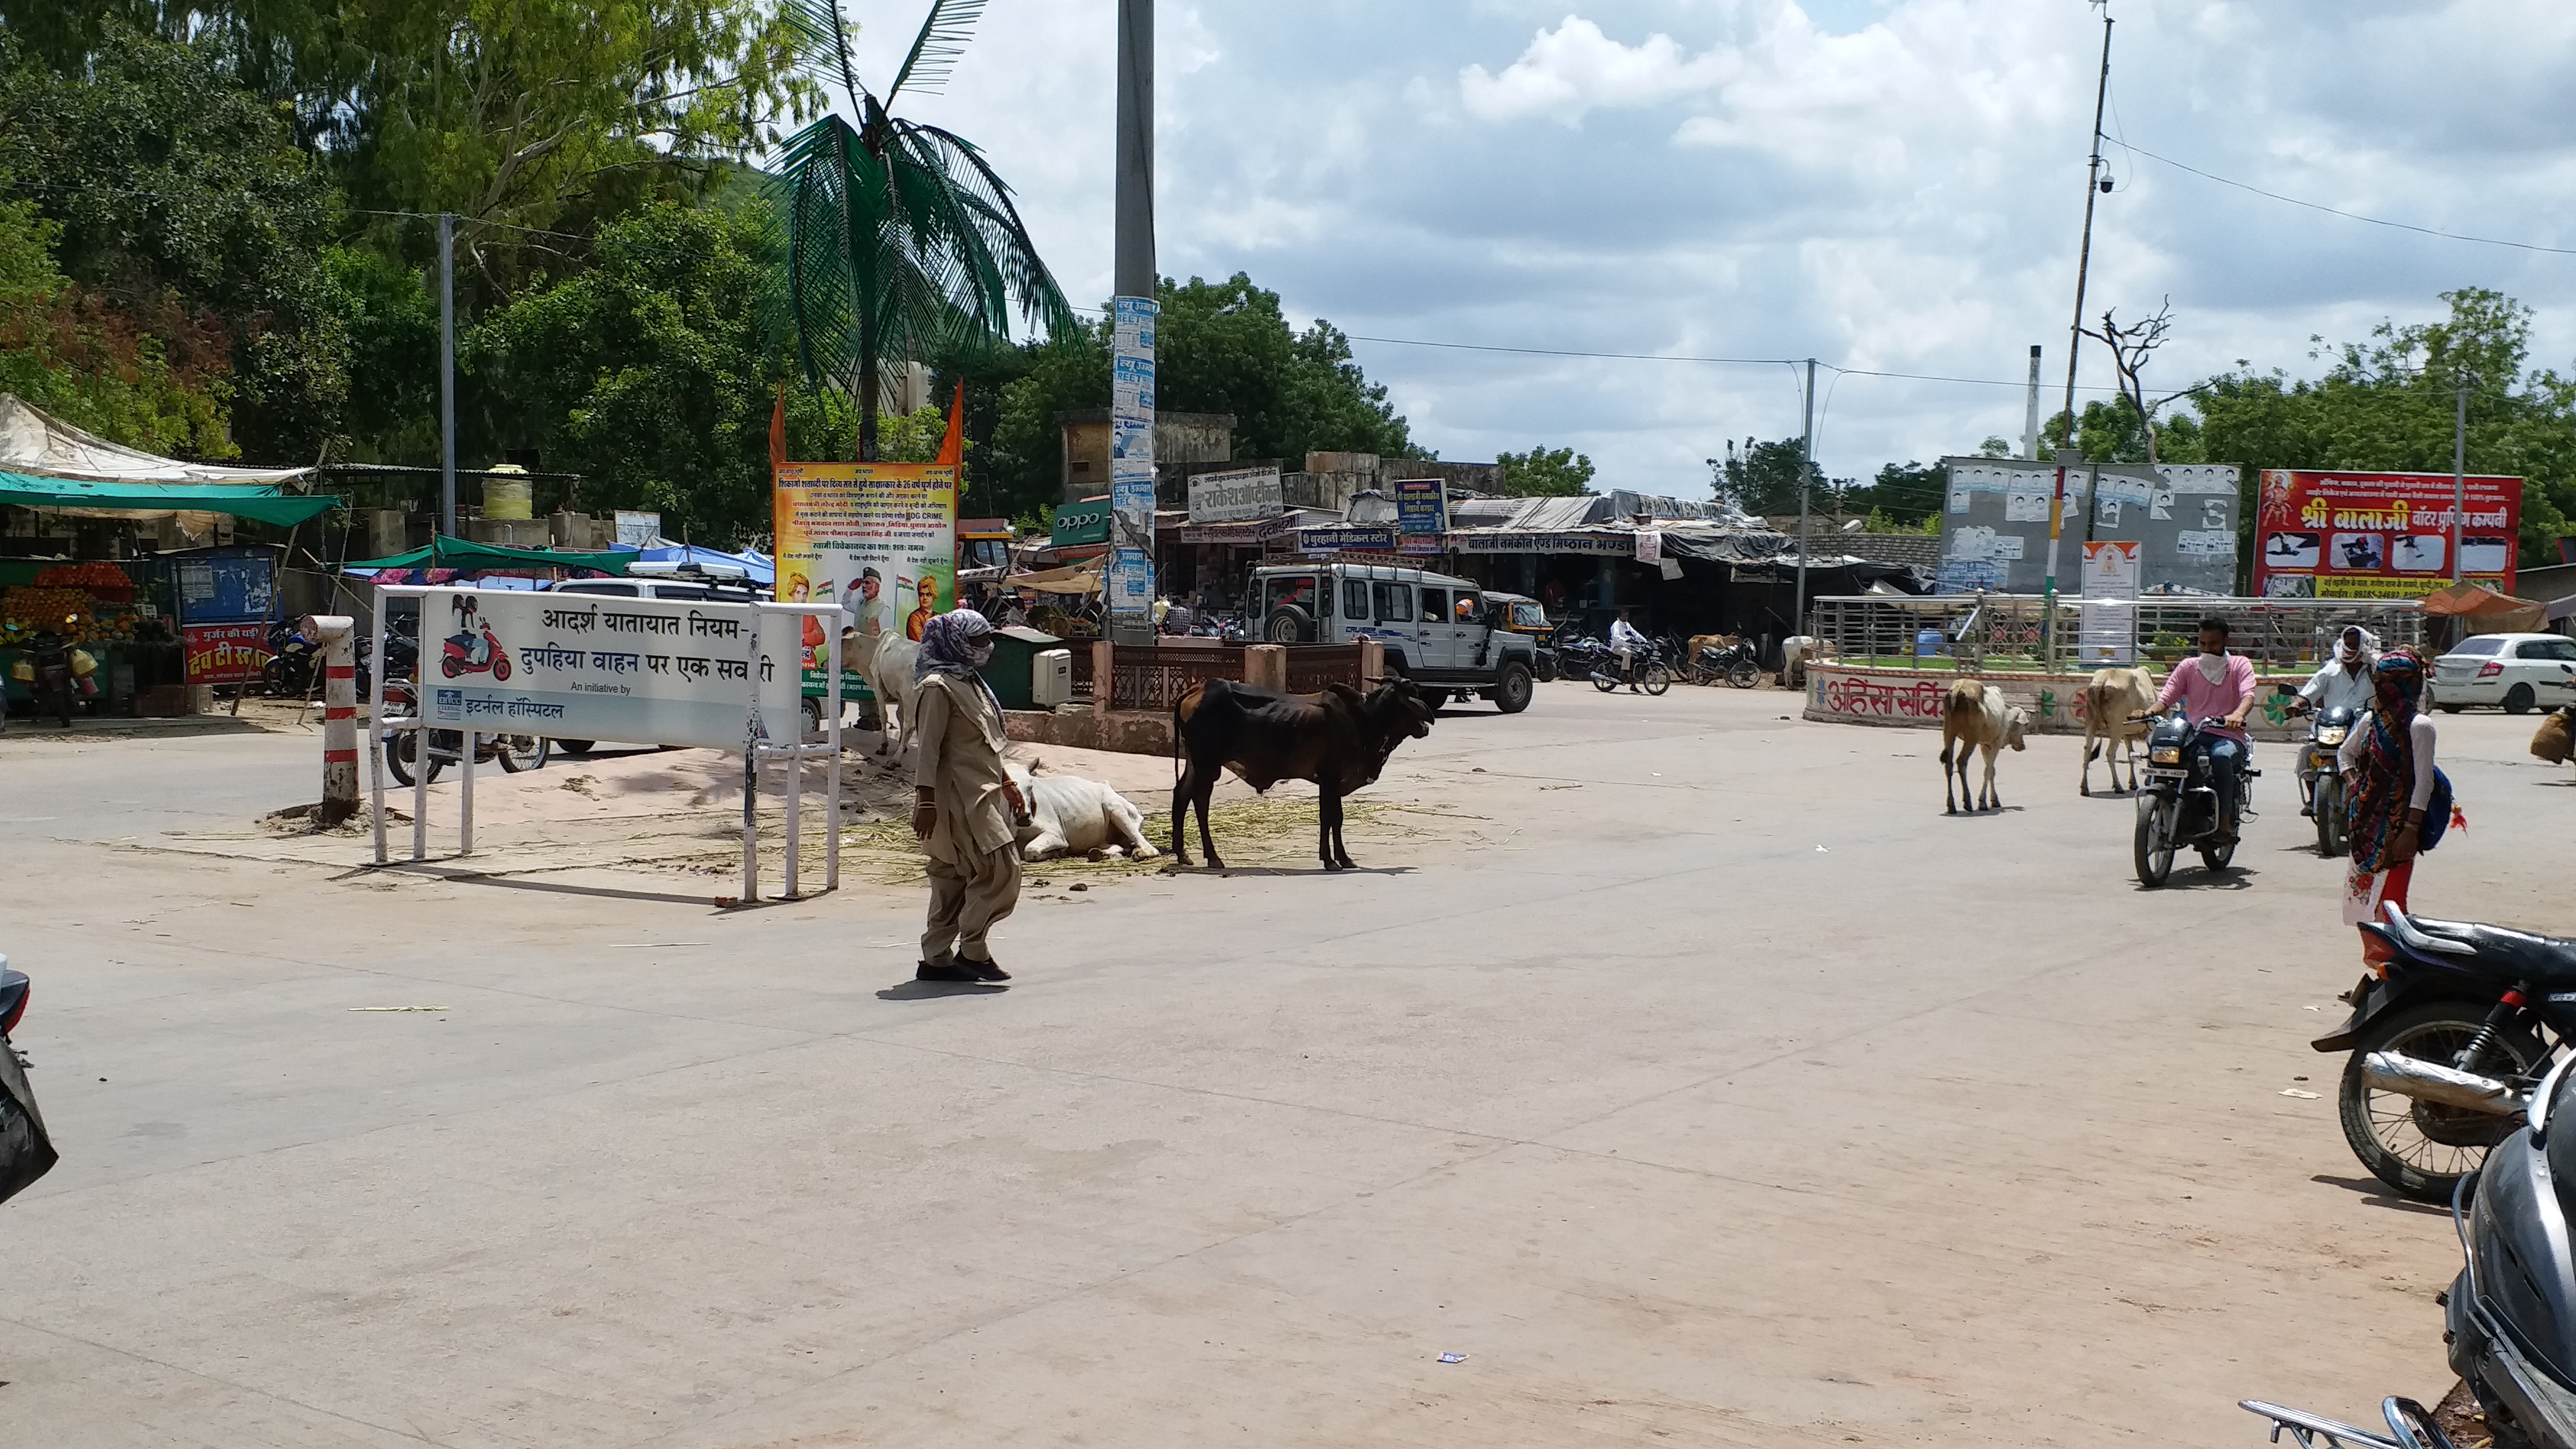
1810;594;2425;675
1067;641;1367;709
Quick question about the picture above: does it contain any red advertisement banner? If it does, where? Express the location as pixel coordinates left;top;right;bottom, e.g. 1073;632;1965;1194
183;622;272;684
2252;470;2522;600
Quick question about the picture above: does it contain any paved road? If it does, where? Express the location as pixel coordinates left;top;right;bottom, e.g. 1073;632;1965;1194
2;684;2569;1446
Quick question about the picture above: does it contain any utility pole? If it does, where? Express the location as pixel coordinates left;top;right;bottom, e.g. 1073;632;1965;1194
1793;358;1817;636
1106;0;1158;646
2452;370;2469;582
2044;11;2113;668
438;212;457;539
2022;345;2043;460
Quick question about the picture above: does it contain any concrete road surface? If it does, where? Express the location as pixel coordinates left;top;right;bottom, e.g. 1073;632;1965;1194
1;683;2569;1446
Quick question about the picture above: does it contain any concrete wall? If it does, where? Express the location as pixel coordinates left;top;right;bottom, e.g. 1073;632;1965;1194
1060;410;1237;503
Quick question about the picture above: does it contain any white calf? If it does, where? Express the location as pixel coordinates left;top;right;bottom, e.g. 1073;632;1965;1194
1006;761;1161;862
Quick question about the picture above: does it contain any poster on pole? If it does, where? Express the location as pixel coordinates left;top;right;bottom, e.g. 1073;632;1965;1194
2252;470;2523;599
2077;541;2141;666
1108;296;1158;624
415;587;800;750
773;461;958;686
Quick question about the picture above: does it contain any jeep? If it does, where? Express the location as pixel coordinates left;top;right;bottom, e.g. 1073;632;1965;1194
1247;561;1537;714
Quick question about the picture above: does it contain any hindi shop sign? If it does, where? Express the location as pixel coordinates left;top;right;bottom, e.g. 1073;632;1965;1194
1187;466;1285;525
183;622;272;685
2252;470;2523;599
418;588;799;750
1298;525;1398;556
1392;478;1448;556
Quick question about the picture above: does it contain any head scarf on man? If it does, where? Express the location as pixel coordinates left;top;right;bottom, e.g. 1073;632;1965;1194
2349;648;2426;871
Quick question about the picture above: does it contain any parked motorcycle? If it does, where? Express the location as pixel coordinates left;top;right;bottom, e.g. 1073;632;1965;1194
2131;712;2257;887
381;673;548;786
2238;1398;2457;1448
1693;638;1762;689
0;955;59;1207
262;618;320;697
2313;902;2573;1202
12;619;93;726
2447;1048;2576;1447
1553;631;1611;683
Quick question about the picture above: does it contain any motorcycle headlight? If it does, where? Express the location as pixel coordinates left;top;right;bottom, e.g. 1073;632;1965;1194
2149;746;2184;765
2315;726;2347;746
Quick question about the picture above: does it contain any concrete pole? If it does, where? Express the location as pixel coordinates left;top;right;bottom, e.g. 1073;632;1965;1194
439;213;457;539
368;606;389;864
2452;374;2469;582
314;617;358;826
1107;0;1159;647
2022;345;2043;460
1114;0;1155;301
2046;14;2114;670
1793;358;1816;640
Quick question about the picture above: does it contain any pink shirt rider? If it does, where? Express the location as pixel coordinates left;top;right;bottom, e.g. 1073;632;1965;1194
2152;652;2257;746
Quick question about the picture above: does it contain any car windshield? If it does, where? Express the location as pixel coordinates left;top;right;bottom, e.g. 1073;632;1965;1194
2447;637;2504;656
1512;603;1547;629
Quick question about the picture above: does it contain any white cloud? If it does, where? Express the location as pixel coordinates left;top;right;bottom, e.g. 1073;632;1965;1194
1459;16;1730;125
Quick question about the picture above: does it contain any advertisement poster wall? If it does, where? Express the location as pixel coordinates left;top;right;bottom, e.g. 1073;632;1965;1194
1107;296;1158;624
773;461;958;686
418;589;801;750
2251;470;2522;599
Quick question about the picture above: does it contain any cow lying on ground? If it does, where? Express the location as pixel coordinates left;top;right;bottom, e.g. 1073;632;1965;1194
1780;634;1836;688
1172;677;1437;870
853;626;920;756
1939;678;2028;814
2080;666;2157;795
1005;760;1159;863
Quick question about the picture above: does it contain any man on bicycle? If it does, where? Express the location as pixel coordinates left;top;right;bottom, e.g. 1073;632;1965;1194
1608;610;1649;693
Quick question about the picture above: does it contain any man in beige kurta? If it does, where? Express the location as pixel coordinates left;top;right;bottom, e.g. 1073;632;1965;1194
908;611;1024;982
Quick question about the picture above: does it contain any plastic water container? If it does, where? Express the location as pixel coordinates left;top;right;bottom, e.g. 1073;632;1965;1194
484;466;533;520
1915;628;1944;659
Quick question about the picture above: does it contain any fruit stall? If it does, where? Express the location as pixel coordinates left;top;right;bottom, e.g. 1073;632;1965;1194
0;560;182;716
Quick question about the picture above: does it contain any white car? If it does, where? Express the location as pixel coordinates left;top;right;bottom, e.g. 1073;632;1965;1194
2430;632;2576;714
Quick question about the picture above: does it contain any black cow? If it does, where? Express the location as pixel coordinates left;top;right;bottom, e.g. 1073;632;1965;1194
1171;677;1436;870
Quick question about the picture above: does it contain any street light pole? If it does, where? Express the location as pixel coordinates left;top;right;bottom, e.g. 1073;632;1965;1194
438;212;456;539
1794;358;1816;637
2045;11;2113;667
2452;371;2469;583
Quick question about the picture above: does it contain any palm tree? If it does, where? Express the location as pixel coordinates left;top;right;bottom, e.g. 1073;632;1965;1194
769;0;1077;459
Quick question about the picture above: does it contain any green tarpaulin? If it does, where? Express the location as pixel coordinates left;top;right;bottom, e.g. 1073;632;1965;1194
343;538;636;575
0;471;338;527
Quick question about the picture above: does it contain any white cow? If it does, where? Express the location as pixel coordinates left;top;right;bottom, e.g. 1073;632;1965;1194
1781;634;1836;688
853;626;920;756
1005;761;1160;862
2080;666;2158;795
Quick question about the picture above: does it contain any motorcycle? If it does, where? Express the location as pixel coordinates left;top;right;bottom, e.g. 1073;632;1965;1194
1553;631;1611;683
0;955;58;1207
381;670;548;786
439;617;513;681
2312;902;2574;1202
1590;642;1673;696
262;618;320;698
2238;1398;2458;1448
2131;711;2257;887
1692;638;1762;689
2288;697;2359;858
12;620;92;726
2447;1047;2576;1448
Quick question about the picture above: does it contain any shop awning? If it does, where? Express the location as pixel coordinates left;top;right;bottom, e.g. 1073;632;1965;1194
0;395;312;484
344;538;636;575
0;471;337;527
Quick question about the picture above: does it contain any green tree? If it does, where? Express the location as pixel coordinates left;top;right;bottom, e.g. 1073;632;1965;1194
2194;288;2576;565
768;0;1075;458
1845;460;1944;527
2039;395;2207;466
1708;436;1825;517
0;26;347;461
1495;446;1595;496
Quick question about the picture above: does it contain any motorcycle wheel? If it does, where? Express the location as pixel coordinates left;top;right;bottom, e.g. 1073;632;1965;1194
261;656;296;698
386;732;444;787
496;734;548;773
2198;840;2237;872
2339;1001;2546;1202
1727;661;1760;689
1592;671;1618;694
555;739;595;755
1640;666;1671;697
2315;776;2347;858
2132;794;2175;888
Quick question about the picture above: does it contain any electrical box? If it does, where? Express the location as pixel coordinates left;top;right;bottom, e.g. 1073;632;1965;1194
1030;648;1073;708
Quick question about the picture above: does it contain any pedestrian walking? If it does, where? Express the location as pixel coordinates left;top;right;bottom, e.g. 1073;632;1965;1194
909;609;1025;983
2340;647;2441;962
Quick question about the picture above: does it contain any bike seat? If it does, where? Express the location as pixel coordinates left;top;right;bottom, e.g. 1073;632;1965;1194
2395;908;2576;985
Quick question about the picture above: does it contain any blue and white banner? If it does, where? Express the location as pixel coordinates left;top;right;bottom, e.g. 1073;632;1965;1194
1109;295;1158;626
416;588;802;750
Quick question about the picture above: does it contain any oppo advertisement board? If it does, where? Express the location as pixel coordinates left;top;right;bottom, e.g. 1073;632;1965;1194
2251;470;2522;599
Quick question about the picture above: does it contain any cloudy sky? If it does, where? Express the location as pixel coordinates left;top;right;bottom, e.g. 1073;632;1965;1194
840;1;2576;494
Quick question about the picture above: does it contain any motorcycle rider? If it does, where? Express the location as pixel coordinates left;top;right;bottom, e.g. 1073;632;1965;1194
1608;610;1649;693
2287;625;2378;816
2148;615;2258;845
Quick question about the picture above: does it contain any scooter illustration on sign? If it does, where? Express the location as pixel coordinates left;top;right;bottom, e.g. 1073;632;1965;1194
439;595;513;681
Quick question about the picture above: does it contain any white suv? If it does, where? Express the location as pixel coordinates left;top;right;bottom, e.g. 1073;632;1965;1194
2431;632;2576;714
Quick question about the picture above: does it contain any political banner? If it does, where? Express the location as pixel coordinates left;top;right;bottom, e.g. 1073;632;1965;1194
2252;470;2522;599
416;588;800;750
182;622;271;684
773;461;957;686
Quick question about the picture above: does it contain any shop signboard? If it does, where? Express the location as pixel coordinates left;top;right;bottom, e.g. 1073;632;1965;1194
773;461;956;685
1298;525;1398;556
1393;477;1448;556
1187;466;1284;524
415;588;799;750
613;511;661;548
1052;498;1112;548
1450;530;1636;556
183;621;272;684
2251;470;2522;599
2077;541;2141;666
173;546;276;623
